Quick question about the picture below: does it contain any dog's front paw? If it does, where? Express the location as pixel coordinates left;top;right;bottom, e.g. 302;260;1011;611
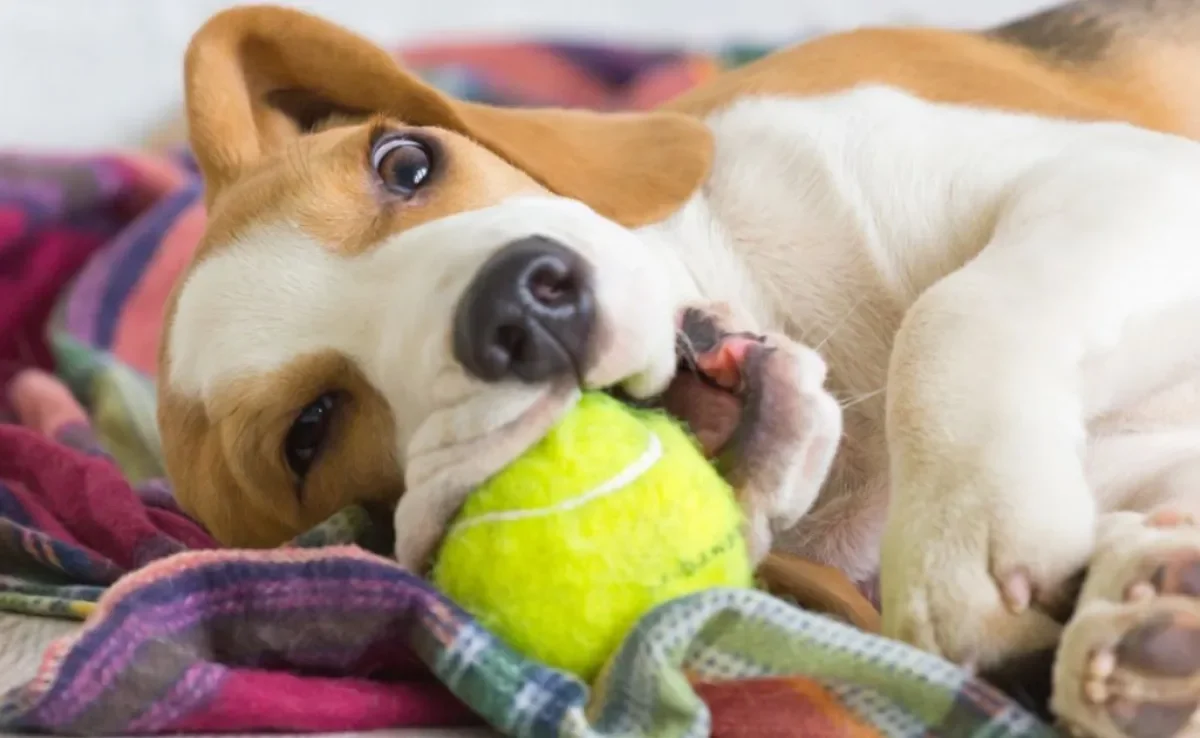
879;472;1094;667
666;305;842;562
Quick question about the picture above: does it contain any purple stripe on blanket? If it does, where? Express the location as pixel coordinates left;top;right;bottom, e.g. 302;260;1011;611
63;185;196;347
547;43;684;86
10;549;474;735
94;185;201;347
36;558;445;720
0;481;36;526
0;157;130;224
0;179;68;210
123;665;227;734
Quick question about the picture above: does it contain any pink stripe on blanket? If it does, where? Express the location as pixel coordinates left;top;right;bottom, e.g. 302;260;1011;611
625;57;721;108
400;44;612;107
110;200;205;377
171;670;474;734
6;369;88;438
116;152;191;196
61;178;189;349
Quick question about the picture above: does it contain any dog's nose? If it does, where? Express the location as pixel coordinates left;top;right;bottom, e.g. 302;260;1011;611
453;236;595;383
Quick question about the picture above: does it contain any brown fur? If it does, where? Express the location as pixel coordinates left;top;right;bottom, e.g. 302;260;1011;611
989;0;1200;137
992;0;1200;62
159;352;402;547
197;121;544;258
183;5;711;226
666;26;1189;135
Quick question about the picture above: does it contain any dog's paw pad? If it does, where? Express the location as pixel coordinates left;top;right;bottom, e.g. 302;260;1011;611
1105;699;1199;738
1116;547;1200;605
1146;553;1200;599
1054;514;1200;738
1114;610;1200;678
1059;600;1200;737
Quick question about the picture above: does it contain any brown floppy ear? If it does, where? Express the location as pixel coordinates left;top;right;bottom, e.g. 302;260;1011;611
184;4;712;225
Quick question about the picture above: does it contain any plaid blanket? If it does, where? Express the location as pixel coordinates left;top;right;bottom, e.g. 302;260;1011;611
0;41;1062;737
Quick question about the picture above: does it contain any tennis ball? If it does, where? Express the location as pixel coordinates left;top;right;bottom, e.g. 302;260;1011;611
431;391;753;681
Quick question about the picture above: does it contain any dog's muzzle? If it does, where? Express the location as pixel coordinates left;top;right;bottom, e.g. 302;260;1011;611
453;235;595;384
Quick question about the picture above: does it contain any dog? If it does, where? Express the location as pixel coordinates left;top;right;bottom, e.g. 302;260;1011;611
160;2;1200;735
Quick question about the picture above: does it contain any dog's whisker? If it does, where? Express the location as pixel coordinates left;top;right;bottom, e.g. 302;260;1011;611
674;330;701;374
813;298;866;353
838;387;886;410
839;429;863;451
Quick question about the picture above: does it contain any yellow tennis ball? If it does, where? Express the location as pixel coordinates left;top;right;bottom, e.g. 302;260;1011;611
431;391;753;681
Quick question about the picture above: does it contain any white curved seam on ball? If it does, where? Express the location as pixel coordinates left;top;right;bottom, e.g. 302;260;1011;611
444;430;664;535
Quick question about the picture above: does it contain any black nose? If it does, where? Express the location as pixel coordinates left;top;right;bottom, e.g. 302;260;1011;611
453;236;595;383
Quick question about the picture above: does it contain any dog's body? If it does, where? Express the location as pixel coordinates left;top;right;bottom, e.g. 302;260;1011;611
162;2;1200;735
647;86;1200;579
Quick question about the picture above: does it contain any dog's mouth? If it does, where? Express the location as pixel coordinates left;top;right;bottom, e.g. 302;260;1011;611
396;307;769;573
609;309;755;459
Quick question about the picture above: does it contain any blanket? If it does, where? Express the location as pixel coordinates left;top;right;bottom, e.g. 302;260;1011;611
0;41;1061;738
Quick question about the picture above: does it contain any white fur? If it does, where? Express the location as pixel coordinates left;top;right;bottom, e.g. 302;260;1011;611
170;195;679;465
169;84;1200;665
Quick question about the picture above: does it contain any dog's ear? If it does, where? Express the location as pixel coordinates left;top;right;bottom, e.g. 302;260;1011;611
184;5;712;225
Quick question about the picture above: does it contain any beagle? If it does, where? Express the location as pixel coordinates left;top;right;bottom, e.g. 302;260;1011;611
161;3;1200;735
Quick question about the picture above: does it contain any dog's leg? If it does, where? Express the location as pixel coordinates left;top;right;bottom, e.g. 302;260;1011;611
1053;503;1200;738
669;305;842;562
879;150;1200;667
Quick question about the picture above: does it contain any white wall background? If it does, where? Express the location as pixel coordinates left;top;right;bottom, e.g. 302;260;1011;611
0;0;1057;151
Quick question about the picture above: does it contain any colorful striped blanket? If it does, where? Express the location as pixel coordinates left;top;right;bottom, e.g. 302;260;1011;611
0;41;1060;737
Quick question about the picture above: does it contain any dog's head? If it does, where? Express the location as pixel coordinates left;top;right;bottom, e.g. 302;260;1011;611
158;5;714;547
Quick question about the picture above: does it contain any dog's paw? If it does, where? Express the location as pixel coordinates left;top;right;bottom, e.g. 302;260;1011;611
879;470;1094;667
666;305;842;562
1054;512;1200;738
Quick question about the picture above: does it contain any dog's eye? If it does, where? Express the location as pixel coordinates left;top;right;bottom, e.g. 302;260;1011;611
371;136;434;196
285;393;337;479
